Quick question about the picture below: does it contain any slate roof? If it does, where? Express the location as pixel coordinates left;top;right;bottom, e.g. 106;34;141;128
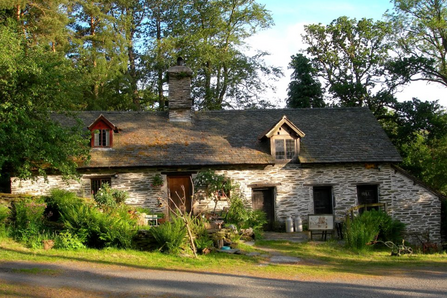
63;107;402;169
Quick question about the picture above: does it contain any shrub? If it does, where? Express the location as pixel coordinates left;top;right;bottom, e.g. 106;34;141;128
45;189;85;222
94;183;129;209
54;230;86;250
10;198;48;246
245;210;267;231
225;197;249;227
151;216;186;254
0;204;10;239
344;210;405;252
60;202;137;249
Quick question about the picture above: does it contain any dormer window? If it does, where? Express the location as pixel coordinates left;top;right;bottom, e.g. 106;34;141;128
275;138;296;160
93;129;110;147
259;116;305;162
88;114;118;148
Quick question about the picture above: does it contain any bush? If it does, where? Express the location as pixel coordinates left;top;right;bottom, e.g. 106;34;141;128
225;197;249;227
10;198;48;247
344;210;405;252
45;189;85;222
94;183;129;209
225;195;267;234
151;216;186;254
54;230;86;250
0;204;10;239
60;202;137;249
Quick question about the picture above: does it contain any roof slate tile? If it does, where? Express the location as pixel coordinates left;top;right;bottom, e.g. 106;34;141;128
60;107;402;169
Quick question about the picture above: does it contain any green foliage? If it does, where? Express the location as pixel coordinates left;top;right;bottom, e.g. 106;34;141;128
11;199;47;231
54;230;86;250
302;16;396;116
0;21;90;180
151;174;164;187
287;54;325;108
344;210;406;252
194;170;233;197
59;201;137;249
94;183;129;209
189;216;213;252
389;0;447;88
226;195;267;231
0;204;9;239
150;216;187;254
0;204;10;225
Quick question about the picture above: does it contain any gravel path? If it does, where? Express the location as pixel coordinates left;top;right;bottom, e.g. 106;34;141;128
1;260;446;298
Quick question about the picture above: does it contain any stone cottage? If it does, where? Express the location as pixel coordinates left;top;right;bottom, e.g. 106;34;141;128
11;61;443;245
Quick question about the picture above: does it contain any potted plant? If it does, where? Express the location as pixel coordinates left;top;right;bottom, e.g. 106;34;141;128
151;174;163;188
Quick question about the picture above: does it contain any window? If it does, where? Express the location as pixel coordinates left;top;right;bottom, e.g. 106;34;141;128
93;129;110;147
313;186;333;214
91;178;111;195
274;138;296;160
88;115;117;148
357;185;378;213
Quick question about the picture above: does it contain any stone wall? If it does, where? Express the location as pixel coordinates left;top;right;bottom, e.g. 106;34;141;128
11;163;442;244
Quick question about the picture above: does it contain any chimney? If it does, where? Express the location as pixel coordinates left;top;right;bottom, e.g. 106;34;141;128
167;57;193;122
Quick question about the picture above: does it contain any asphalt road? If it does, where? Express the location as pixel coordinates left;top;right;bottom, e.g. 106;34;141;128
0;261;446;298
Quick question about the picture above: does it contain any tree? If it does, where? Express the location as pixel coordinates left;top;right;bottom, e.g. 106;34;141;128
173;0;281;110
380;98;447;194
389;0;447;87
302;17;396;116
0;22;90;180
286;54;324;108
68;0;129;110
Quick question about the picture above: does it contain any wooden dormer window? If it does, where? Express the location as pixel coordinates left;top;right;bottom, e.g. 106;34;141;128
259;116;305;162
93;129;110;147
88;114;118;148
274;138;296;160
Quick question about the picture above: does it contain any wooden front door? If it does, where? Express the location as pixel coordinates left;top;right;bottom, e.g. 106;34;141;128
167;175;192;214
252;188;275;231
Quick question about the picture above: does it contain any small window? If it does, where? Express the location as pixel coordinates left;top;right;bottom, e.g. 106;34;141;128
274;138;296;160
93;129;110;147
91;178;111;195
357;185;379;214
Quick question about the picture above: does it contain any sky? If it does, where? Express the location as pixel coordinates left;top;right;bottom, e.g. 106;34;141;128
248;0;447;108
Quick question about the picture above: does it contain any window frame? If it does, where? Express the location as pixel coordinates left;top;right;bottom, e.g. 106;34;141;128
271;136;298;161
93;129;111;147
91;177;112;195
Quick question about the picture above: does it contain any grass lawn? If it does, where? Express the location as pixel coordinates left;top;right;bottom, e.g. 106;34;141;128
1;237;446;281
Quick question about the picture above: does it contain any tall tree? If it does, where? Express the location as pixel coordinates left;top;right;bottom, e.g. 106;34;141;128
69;0;128;110
173;0;281;110
286;54;324;108
302;17;396;116
389;0;447;87
4;0;71;52
0;21;90;180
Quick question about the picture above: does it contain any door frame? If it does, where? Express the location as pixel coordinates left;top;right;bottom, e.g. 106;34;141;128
251;187;276;231
166;174;193;215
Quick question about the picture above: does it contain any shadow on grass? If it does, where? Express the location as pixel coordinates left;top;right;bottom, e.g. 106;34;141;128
0;252;446;298
254;239;447;278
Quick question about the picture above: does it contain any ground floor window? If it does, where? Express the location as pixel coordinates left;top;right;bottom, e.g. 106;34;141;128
357;184;379;213
313;186;333;214
91;178;111;195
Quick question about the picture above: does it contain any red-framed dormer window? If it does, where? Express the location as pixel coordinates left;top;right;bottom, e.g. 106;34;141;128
88;114;117;148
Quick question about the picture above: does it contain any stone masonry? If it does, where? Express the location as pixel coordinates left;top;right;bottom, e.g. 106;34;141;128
11;163;442;244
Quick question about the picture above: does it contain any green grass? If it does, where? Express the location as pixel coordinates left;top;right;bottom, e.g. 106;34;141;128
0;237;446;280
